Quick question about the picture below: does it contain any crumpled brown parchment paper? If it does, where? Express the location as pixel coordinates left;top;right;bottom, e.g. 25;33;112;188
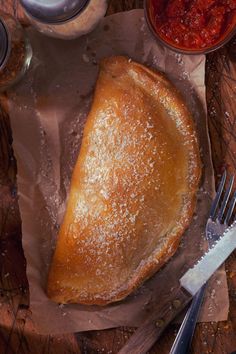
7;10;228;334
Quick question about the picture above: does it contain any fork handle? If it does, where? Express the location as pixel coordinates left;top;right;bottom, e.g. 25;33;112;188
169;283;207;354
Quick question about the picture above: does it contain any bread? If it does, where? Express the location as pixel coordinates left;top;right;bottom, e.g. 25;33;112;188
47;56;201;305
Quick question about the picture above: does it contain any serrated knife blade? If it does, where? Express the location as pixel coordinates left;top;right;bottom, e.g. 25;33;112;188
118;222;236;354
180;221;236;296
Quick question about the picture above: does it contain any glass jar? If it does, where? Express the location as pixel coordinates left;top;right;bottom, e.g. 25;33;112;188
0;11;32;92
20;0;108;40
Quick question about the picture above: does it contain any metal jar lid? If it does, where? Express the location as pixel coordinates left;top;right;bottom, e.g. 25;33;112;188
20;0;90;24
0;20;8;67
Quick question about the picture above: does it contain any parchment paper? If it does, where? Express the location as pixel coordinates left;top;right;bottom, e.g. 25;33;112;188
7;10;229;335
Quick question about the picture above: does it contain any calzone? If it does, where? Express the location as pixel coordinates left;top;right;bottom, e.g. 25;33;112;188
47;56;201;305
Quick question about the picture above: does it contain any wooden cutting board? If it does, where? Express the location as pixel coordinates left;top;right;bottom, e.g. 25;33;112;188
0;1;236;353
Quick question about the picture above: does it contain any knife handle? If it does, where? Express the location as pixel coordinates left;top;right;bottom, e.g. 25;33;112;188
118;287;192;354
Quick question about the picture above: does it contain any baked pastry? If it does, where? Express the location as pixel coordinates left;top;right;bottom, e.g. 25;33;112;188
47;56;201;305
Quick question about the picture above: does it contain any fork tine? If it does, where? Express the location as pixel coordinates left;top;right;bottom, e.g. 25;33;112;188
209;170;227;219
224;189;236;225
217;175;235;222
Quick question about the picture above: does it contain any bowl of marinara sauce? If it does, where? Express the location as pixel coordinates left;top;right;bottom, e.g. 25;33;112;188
144;0;236;54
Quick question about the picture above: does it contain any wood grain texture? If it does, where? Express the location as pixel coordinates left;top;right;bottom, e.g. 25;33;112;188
118;288;192;354
0;1;236;354
0;0;26;24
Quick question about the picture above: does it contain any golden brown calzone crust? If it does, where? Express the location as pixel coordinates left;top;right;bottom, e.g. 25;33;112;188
47;56;201;305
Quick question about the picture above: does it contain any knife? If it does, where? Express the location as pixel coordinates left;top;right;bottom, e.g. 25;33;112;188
118;222;236;354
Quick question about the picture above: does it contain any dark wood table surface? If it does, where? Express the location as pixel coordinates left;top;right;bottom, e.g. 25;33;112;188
0;1;236;353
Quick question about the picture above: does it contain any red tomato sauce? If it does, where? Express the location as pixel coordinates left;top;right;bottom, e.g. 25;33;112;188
149;0;236;50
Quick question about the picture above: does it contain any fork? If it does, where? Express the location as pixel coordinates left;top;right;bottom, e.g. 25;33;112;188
170;171;236;354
